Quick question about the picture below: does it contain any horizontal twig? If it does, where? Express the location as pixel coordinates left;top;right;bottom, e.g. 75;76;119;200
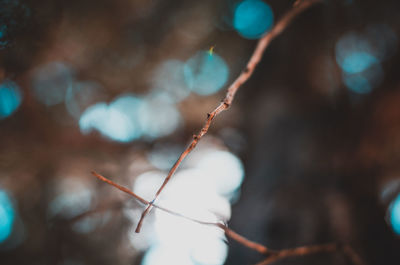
255;243;365;265
255;243;338;265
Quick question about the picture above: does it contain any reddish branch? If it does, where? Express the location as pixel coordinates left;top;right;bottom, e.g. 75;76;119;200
135;0;323;233
255;243;365;265
255;243;338;265
92;171;364;265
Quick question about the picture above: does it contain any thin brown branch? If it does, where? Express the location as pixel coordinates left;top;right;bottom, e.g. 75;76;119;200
135;0;323;233
255;243;365;265
255;243;338;265
92;171;148;205
92;171;270;255
92;172;365;265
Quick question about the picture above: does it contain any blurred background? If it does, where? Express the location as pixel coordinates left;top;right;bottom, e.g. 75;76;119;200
0;0;400;264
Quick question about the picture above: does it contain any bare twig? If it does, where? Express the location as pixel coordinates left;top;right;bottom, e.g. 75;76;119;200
92;171;270;254
92;171;148;205
135;0;323;233
92;172;364;265
255;243;338;265
255;243;365;265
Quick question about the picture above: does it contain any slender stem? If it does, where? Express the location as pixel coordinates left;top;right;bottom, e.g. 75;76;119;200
255;243;338;265
92;171;148;205
135;0;323;233
255;243;365;265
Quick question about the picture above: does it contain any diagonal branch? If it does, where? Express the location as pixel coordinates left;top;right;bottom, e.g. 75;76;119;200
135;0;323;233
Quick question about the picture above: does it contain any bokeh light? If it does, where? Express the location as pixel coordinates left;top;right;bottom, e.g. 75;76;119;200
0;80;22;120
233;0;274;39
184;51;229;95
160;169;232;221
335;25;397;94
80;93;182;142
80;103;137;142
142;244;195;265
31;62;74;106
111;94;144;134
153;208;227;265
147;144;182;170
190;235;228;265
389;193;400;235
342;64;383;94
133;171;165;202
196;150;244;199
340;52;378;74
48;178;93;219
0;189;15;243
335;33;378;74
150;60;190;102
138;94;182;139
79;94;143;142
342;73;371;94
132;169;230;257
135;144;242;265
